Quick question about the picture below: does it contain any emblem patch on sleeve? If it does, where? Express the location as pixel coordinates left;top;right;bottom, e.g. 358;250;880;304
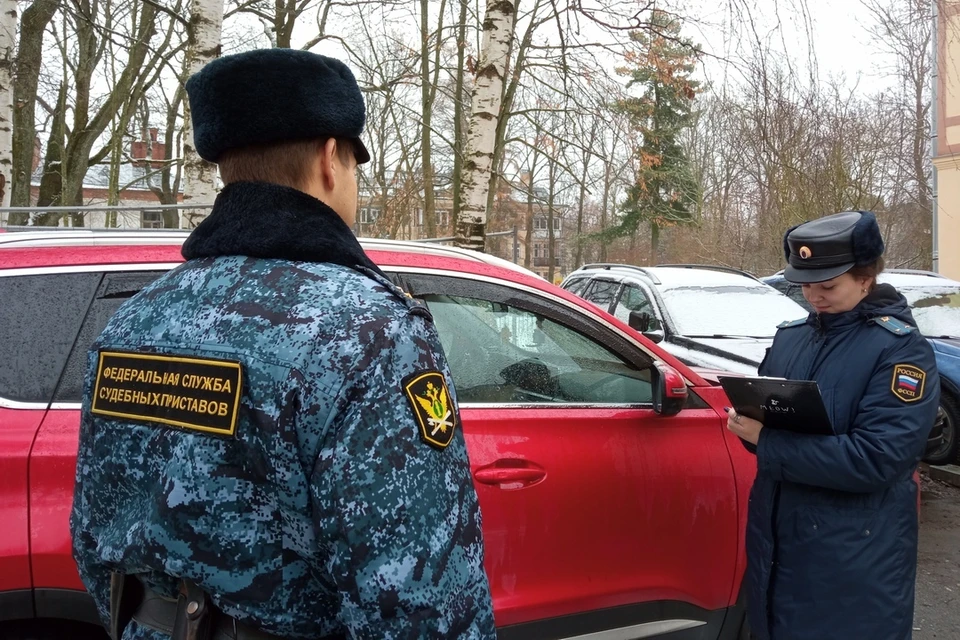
403;370;457;450
891;364;926;403
91;350;243;436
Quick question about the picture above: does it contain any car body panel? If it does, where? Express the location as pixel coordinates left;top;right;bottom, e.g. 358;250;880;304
462;405;738;627
1;237;749;637
28;409;85;590
0;409;43;593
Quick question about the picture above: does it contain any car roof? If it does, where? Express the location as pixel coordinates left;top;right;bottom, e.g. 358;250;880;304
570;263;765;289
763;269;960;289
879;271;960;289
0;231;543;279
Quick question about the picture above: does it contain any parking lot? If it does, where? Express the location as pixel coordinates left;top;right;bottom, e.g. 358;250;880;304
914;469;960;639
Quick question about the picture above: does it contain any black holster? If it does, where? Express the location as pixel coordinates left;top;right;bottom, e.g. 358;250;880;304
171;578;213;640
109;572;143;640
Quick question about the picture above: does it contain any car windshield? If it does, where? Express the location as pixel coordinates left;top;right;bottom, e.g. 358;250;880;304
899;286;960;338
660;285;807;338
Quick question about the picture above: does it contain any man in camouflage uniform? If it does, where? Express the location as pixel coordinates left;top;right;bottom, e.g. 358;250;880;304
70;49;496;640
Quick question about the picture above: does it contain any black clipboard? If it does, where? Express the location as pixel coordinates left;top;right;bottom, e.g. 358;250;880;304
718;376;834;450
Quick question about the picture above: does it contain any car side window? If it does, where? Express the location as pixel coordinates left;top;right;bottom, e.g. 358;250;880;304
0;273;101;404
422;293;653;405
580;279;620;312
613;284;661;331
54;271;167;403
562;277;589;296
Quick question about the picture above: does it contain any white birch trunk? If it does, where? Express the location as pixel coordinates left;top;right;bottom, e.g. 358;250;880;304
455;0;517;252
181;0;224;228
0;0;17;218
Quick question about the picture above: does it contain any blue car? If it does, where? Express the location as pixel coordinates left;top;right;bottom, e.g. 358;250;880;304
762;269;960;466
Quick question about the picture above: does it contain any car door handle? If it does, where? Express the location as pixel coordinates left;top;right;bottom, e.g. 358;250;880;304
473;461;546;487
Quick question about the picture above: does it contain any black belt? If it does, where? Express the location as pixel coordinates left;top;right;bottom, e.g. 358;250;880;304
132;587;283;640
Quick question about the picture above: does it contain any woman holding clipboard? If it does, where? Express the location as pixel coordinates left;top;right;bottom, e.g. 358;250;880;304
726;211;940;640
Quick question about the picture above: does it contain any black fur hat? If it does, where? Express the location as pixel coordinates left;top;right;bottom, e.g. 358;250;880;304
185;49;370;164
782;211;885;284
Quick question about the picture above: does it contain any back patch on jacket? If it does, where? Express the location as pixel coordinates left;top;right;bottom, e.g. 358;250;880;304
91;350;243;436
891;364;926;403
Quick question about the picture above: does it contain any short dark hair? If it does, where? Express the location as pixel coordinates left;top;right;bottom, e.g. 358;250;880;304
849;257;885;291
218;137;356;190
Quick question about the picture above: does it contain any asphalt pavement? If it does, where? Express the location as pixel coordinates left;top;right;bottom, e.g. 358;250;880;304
913;469;960;639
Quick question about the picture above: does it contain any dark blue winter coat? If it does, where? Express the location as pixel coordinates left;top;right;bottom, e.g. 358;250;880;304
747;284;940;640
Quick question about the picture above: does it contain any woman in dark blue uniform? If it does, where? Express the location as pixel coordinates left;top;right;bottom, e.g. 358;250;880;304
726;211;940;640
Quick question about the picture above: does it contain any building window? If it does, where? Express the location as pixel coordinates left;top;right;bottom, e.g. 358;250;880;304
141;209;163;229
533;216;561;232
360;207;380;224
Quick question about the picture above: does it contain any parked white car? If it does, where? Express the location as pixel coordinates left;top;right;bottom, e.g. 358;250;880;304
561;264;808;375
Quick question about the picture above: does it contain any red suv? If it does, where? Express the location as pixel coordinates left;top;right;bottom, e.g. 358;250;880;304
0;231;756;639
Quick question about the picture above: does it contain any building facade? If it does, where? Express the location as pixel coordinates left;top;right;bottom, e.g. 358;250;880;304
936;1;960;279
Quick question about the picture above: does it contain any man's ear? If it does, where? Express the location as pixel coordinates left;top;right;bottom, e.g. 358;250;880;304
318;138;339;191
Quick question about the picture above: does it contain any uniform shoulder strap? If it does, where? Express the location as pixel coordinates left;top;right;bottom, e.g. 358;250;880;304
870;315;915;336
777;317;807;329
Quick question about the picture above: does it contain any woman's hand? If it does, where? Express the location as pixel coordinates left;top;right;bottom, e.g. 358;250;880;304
725;408;764;445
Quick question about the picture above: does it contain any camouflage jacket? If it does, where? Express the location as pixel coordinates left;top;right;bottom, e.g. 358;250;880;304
70;182;496;639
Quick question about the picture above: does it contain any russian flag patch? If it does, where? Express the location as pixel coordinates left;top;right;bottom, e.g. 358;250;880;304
891;364;926;403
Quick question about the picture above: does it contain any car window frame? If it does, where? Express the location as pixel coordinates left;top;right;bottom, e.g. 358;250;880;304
579;277;623;315
388;268;708;409
612;280;663;330
53;270;170;404
0;263;182;410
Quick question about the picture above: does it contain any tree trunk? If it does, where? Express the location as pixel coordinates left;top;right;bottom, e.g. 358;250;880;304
61;0;159;208
651;221;660;263
482;2;538;231
419;0;437;238
455;0;517;252
181;0;224;227
575;122;598;268
600;159;611;262
10;0;58;212
546;150;557;283
0;0;15;213
33;83;68;225
524;145;539;270
451;0;468;226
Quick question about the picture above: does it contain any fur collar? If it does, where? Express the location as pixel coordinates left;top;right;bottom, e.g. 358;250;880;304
181;181;385;278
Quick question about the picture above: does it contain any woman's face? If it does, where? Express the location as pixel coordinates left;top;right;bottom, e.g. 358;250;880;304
802;273;872;314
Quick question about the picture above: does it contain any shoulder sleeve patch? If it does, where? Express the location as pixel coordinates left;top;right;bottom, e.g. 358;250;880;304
402;370;457;450
891;364;926;402
90;350;243;436
777;317;807;329
871;316;915;336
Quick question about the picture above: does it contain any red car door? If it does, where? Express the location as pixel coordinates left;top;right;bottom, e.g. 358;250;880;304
399;271;740;639
29;270;166;607
0;270;101;604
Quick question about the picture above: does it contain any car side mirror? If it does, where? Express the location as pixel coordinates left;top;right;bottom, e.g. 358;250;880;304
642;329;664;344
653;362;687;416
628;310;651;332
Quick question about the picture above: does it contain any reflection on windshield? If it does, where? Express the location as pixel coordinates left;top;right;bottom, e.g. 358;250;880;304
900;287;960;338
660;286;807;338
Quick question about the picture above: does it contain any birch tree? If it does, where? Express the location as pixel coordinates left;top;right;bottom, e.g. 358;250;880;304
181;0;224;226
9;0;58;215
455;0;517;251
0;0;15;211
